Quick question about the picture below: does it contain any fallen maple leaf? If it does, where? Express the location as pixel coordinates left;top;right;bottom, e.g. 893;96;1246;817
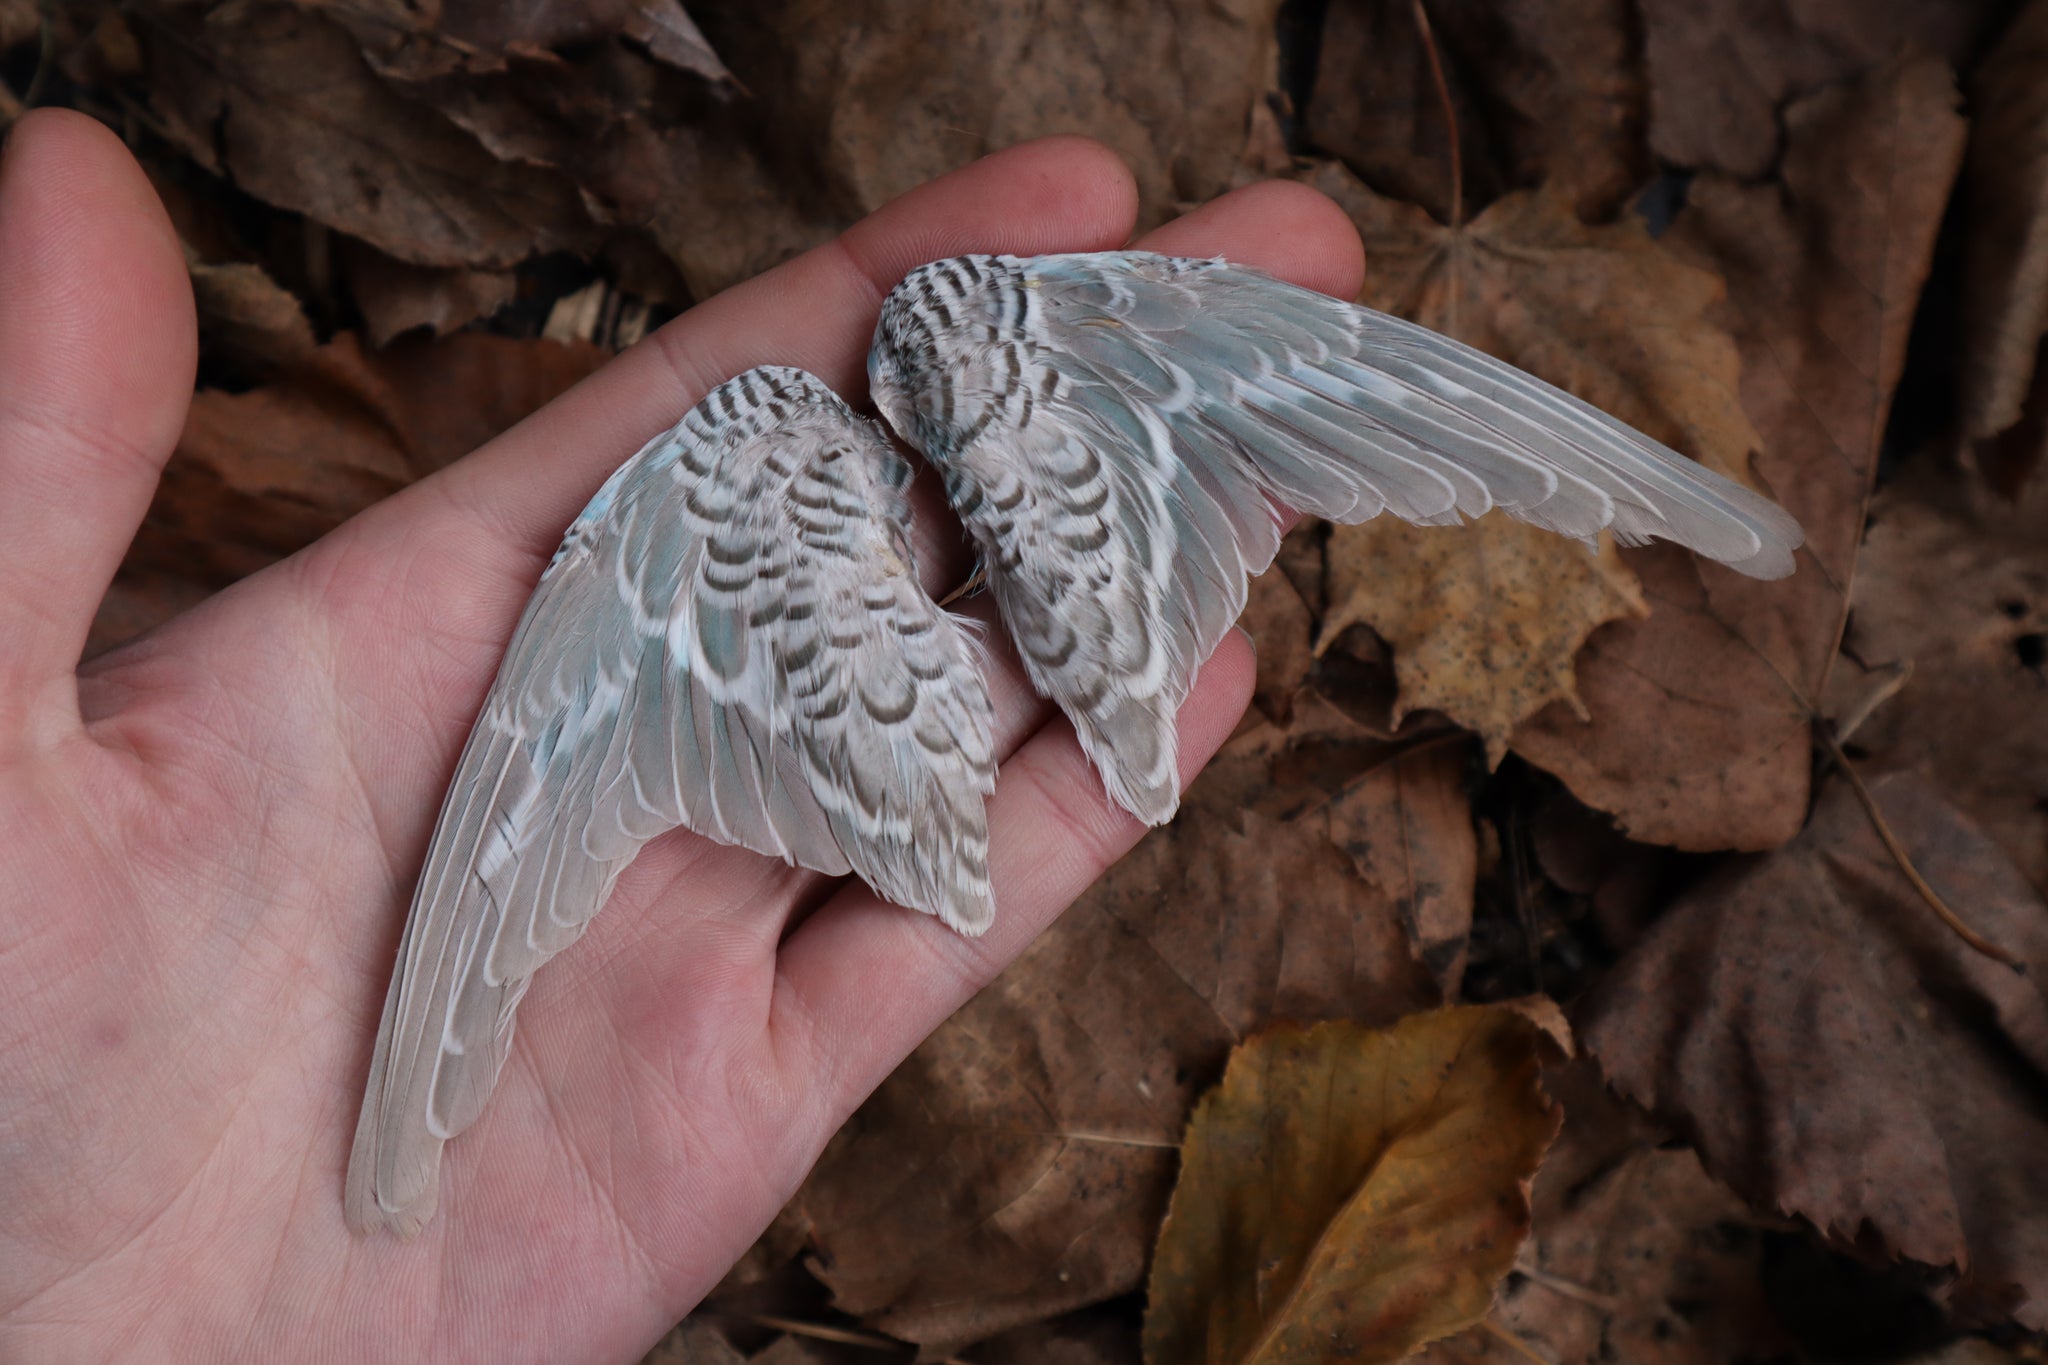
1318;514;1647;766
1513;53;1966;851
1302;166;1741;761
1142;1004;1565;1365
1583;769;2048;1330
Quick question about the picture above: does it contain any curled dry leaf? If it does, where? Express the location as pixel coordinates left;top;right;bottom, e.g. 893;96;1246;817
797;701;1454;1354
184;253;319;373
1583;770;2048;1329
1301;166;1741;762
1956;0;2048;495
1514;53;1966;851
1142;1005;1564;1365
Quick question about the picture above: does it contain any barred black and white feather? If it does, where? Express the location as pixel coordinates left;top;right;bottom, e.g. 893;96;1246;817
869;251;1804;824
346;366;994;1237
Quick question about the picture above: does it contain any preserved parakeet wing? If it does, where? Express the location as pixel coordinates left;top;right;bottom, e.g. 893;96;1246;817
869;251;1804;824
346;366;995;1237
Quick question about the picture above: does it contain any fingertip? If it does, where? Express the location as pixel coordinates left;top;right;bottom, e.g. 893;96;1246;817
0;109;198;425
838;135;1140;293
993;134;1141;243
1136;177;1366;300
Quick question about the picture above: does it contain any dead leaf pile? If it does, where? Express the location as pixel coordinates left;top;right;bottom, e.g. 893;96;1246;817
14;0;2048;1359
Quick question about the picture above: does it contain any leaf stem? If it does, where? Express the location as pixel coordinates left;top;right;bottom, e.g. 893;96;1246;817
1823;732;2024;971
1410;0;1462;232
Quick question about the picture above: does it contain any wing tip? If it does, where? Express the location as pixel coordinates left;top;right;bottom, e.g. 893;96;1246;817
343;1148;440;1240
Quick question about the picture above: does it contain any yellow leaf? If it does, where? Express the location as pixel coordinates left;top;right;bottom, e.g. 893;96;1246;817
1316;515;1646;765
1300;165;1764;757
1142;1005;1565;1365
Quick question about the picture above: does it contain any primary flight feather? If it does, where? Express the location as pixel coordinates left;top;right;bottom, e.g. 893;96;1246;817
349;252;1801;1236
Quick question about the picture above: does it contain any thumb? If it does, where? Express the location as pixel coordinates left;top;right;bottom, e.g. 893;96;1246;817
0;110;196;739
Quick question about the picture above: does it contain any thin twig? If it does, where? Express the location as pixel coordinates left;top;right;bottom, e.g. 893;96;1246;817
1823;731;2024;971
741;1314;916;1355
1514;1257;1621;1313
1483;1317;1556;1364
1410;0;1462;231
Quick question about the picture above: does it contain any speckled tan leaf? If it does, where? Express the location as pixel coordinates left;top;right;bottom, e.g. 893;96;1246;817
1317;514;1646;764
1302;168;1746;759
1142;1006;1564;1365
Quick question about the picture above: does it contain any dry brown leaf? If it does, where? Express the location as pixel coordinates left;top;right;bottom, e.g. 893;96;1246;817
1638;0;2003;178
971;1310;1141;1365
1142;1006;1563;1365
0;0;38;51
1318;515;1647;764
1583;770;2048;1330
1420;1147;1787;1365
342;244;518;347
1513;53;1966;851
93;331;606;653
1957;0;2048;495
1322;737;1477;995
1241;552;1316;723
1302;166;1748;758
1838;477;2048;898
1308;0;1644;225
185;254;319;372
141;5;595;270
705;0;1281;234
796;703;1447;1354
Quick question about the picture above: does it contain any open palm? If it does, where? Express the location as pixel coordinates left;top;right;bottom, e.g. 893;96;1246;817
0;111;1363;1362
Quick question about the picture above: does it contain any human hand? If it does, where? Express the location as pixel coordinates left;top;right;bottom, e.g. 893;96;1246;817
0;110;1363;1361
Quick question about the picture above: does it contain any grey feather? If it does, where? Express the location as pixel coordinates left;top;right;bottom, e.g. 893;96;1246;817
868;251;1803;824
346;366;995;1237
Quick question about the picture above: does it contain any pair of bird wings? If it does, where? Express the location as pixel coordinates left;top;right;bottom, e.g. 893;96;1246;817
347;251;1803;1235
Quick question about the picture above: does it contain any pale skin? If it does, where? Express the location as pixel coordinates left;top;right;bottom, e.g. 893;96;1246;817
0;110;1365;1361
